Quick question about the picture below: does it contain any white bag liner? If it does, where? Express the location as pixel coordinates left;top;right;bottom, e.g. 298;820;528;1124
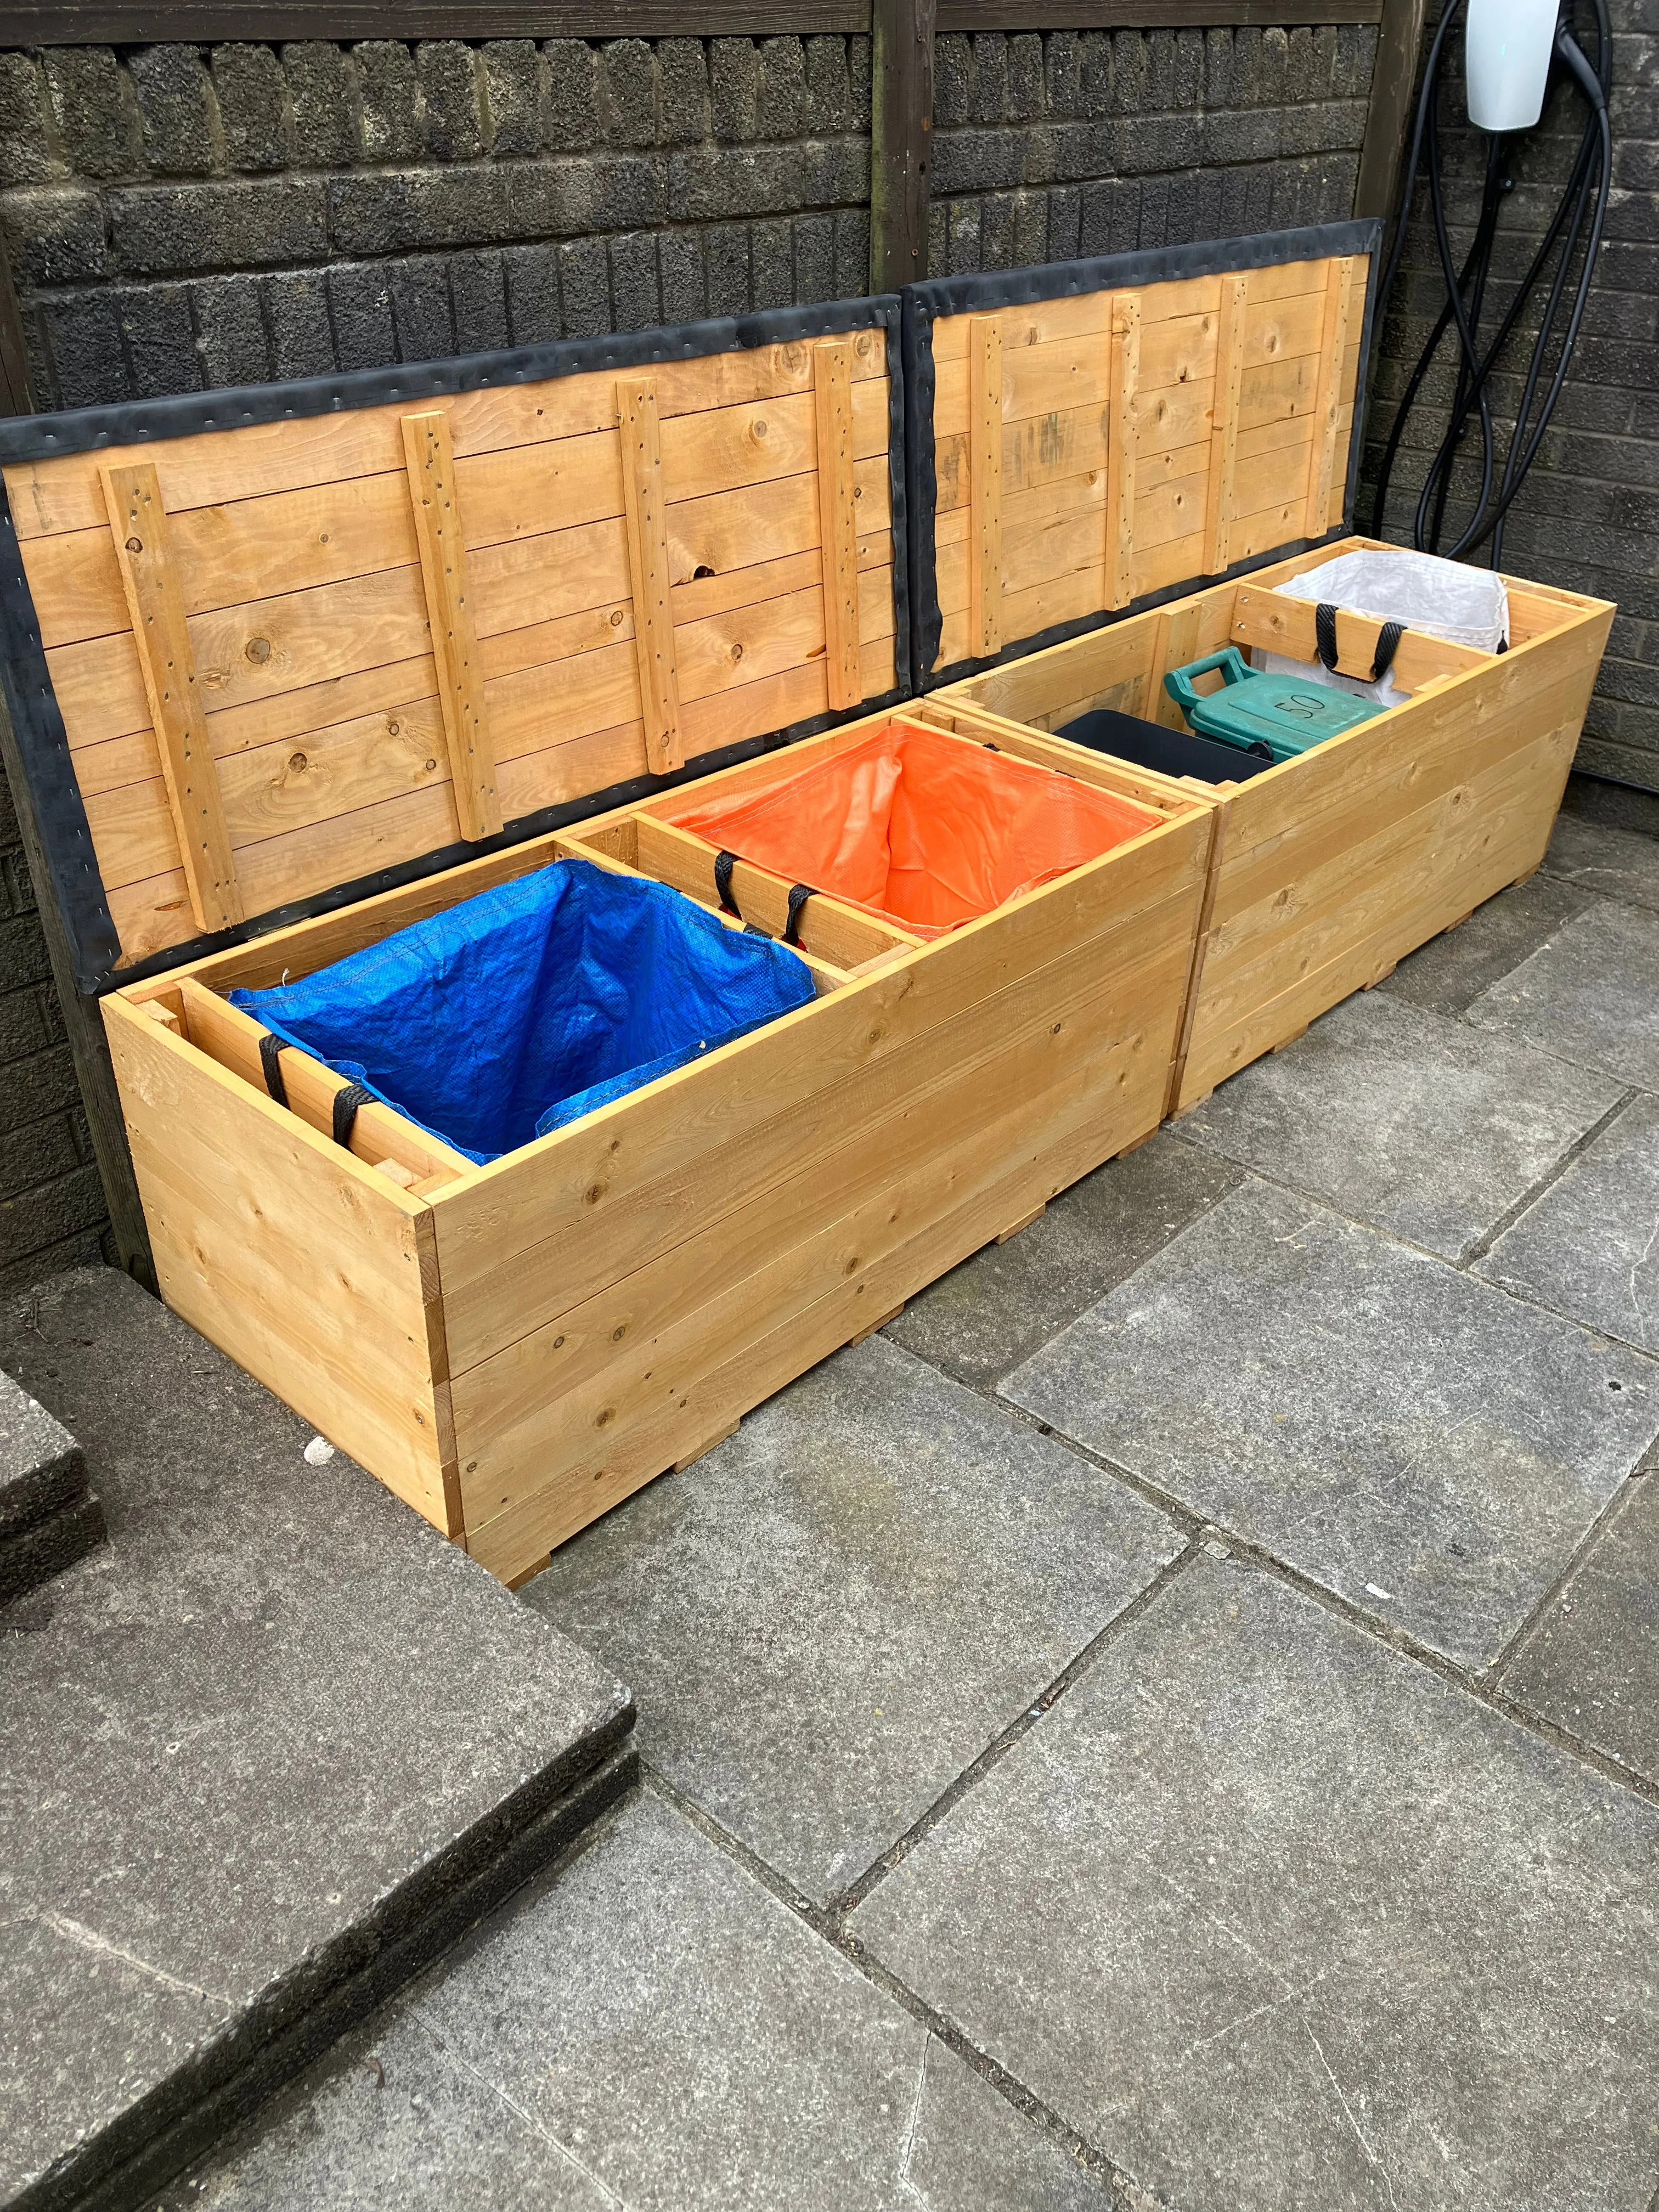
1256;549;1510;709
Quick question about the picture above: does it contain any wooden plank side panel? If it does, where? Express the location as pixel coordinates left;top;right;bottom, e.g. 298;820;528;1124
101;462;242;935
103;992;455;1533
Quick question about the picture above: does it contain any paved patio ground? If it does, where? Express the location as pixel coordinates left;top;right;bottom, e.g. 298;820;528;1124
162;789;1659;2210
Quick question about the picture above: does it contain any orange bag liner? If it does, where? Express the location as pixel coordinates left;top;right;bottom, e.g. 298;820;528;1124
669;723;1159;939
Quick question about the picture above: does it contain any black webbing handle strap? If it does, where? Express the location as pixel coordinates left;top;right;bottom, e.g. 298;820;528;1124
332;1081;374;1149
257;1030;289;1109
782;883;814;947
713;849;742;918
1314;601;1409;685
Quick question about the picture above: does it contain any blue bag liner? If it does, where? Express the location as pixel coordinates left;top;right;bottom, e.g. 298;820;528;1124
230;857;817;1165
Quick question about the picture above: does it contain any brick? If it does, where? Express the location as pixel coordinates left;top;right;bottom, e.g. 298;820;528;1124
971;34;1008;125
115;281;199;396
0;987;47;1070
979;190;1017;270
1117;113;1201;176
793;210;836;303
658;229;706;322
354;42;423;164
504;240;560;342
558;235;609;335
1007;35;1044;122
704;222;750;315
44;49;139;182
483;42;544;159
1334;24;1378;99
804;36;852;134
1109;30;1148;117
129;45;216;177
1079;176;1133;257
926;194;947;275
670;144;802;222
193;272;272;386
1204;27;1235;108
947;198;981;275
327;261;396;369
449;247;509;351
0;55;54;188
38;291;127;409
751;215;792;308
658;38;708;145
607;231;658;330
1138;173;1170;249
1047;182;1081;261
110;177;326;274
1164;168;1199;247
833;206;870;298
1081;32;1113;119
211;46;286;173
933;35;973;129
0;1165;109;1271
1204;108;1281;165
0;1114;79;1205
1012;187;1048;269
800;136;868;207
264;268;334;378
1192;165;1223;242
599;40;656;149
542;40;599;152
283;43;355;167
387;253;455;361
710;39;760;142
0;1043;80;1134
759;38;808;139
2;187;105;286
932;127;1025;196
850;36;872;131
418;42;486;163
1174;28;1205;110
1148;29;1181;110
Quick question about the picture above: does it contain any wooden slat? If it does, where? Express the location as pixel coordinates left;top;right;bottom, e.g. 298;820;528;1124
1304;257;1356;539
1203;273;1249;575
1104;294;1139;612
100;462;242;934
967;315;1004;657
629;815;917;970
812;341;862;711
617;376;685;775
400;410;501;843
1229;585;1493;693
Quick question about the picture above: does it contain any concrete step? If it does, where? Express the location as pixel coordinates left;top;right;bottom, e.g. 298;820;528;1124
0;1266;635;2212
0;1365;105;1608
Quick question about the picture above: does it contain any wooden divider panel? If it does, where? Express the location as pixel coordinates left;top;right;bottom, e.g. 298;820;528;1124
6;320;902;973
921;244;1373;678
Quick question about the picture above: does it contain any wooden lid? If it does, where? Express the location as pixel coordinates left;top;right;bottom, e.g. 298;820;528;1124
904;222;1380;686
0;302;906;988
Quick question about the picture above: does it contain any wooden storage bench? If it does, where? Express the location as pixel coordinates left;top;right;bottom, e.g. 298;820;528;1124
0;303;1210;1583
938;542;1614;1113
904;225;1615;1116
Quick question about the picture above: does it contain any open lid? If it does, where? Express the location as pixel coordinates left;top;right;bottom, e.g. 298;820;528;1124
0;300;907;991
903;221;1381;689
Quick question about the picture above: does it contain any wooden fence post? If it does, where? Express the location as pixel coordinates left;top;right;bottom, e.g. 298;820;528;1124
870;0;936;291
1355;0;1428;237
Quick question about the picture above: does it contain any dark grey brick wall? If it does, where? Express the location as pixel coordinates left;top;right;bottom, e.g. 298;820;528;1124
927;24;1376;273
0;775;113;1295
0;35;876;404
1364;0;1658;789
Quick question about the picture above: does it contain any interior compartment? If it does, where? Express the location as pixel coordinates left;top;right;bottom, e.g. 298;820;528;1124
223;859;816;1163
665;719;1161;938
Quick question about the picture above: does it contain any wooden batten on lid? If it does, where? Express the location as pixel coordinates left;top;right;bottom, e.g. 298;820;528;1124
0;307;906;986
904;222;1380;685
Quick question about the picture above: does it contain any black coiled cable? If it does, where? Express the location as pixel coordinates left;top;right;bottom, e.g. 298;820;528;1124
1367;0;1612;568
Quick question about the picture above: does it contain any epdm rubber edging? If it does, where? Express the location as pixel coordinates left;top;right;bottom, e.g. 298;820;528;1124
900;219;1384;689
0;297;910;997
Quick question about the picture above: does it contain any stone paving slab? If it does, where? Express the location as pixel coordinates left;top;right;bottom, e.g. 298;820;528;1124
0;1487;105;1609
1475;1091;1659;1355
1379;871;1596;1018
886;1131;1243;1390
1545;811;1659;913
850;1557;1659;2212
164;1788;1111;2212
1178;991;1620;1259
1466;899;1659;1091
0;1367;86;1535
1500;1470;1659;1786
0;1269;633;2212
526;1334;1182;1901
1002;1180;1659;1669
